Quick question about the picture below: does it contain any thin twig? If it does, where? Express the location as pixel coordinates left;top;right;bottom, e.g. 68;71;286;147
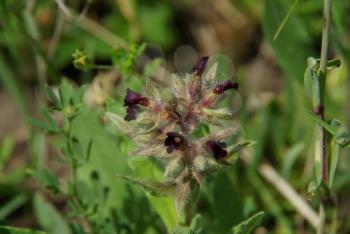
48;10;66;59
317;204;325;234
258;163;319;229
241;154;319;229
54;0;127;48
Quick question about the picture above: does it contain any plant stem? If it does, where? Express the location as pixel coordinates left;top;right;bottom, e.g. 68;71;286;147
316;0;331;233
316;0;331;182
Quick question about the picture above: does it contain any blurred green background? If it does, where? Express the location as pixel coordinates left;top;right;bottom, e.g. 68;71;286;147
1;0;350;233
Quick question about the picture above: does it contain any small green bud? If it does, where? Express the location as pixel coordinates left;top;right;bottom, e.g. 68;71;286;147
331;119;350;147
334;126;350;147
72;49;91;70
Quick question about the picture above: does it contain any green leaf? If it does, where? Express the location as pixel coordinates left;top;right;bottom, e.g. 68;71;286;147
0;194;27;220
231;211;265;234
329;141;340;188
263;0;314;80
211;172;243;232
191;123;210;138
116;175;176;197
331;120;350;147
189;214;203;233
30;169;60;194
143;59;162;77
46;85;61;110
129;157;179;231
33;193;71;234
273;0;299;41
0;53;29;117
299;108;336;135
41;108;58;131
139;4;175;49
0;136;15;171
0;225;46;234
172;214;202;234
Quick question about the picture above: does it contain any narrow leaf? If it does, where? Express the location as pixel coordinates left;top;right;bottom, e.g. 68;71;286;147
232;211;265;234
273;0;299;41
46;85;61;110
299;108;336;135
0;225;46;234
329;141;340;188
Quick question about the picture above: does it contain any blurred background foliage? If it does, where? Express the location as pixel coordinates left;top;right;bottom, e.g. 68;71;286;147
0;0;350;233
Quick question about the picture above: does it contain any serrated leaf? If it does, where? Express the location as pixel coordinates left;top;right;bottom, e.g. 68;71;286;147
232;211;264;234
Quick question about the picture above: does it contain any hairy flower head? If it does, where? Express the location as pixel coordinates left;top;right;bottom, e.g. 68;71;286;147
105;56;246;213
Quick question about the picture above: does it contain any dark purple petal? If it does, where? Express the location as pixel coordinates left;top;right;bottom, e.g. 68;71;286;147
164;132;185;153
193;56;209;75
213;80;239;94
205;140;227;159
124;88;149;106
124;105;138;121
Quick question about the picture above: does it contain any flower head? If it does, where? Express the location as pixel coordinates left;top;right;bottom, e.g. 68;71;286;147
106;56;246;213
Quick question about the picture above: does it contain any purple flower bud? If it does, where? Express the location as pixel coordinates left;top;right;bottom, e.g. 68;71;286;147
123;89;150;121
213;80;239;94
165;132;185;153
205;140;227;159
193;56;209;75
124;88;150;106
124;105;139;121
